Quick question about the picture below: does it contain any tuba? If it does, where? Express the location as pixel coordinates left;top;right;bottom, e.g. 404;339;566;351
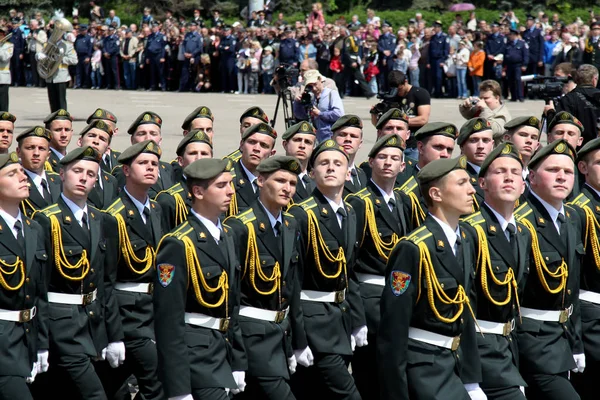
37;18;73;80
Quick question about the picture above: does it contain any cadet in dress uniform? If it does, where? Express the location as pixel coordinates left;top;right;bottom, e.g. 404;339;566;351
396;122;459;227
31;147;125;399
457;118;494;211
38;34;77;112
229;123;276;216
331;115;367;197
101;140;165;400
16;127;61;217
567;137;600;399
225;156;304;399
155;130;213;232
77;120;119;210
223;106;270;163
346;135;412;400
461;143;531;400
288;140;366;400
174;106;214;181
547;111;585;200
378;156;482;400
44;109;74;172
281;122;317;204
513;140;584;400
113;111;174;198
86;108;121;173
0;27;14;111
0;111;15;155
154;158;247;400
0;152;50;400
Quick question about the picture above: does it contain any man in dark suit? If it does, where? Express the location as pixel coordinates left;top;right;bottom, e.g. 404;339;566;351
223;106;270;163
462;142;531;400
331;114;367;197
0;152;50;399
457;117;494;211
346;134;412;400
86;108;121;173
154;158;247;400
229;123;276;216
514;139;584;400
226;156;303;399
32;146;124;399
378;156;482;400
77;120;119;210
101;140;165;400
44;109;73;172
281;121;317;204
113;111;174;198
288;139;366;400
16;126;61;217
567;137;600;399
155;129;213;232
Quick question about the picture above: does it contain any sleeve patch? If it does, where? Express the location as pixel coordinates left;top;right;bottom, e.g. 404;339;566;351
390;270;411;296
158;264;175;287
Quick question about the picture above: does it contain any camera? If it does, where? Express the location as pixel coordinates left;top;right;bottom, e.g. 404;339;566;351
471;99;479;106
275;64;299;89
370;88;401;115
524;75;569;103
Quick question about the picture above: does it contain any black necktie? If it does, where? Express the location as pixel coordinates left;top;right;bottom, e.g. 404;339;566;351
41;179;51;201
14;220;25;249
81;212;89;231
337;207;347;230
388;198;396;211
302;174;311;190
506;223;518;262
557;213;566;237
143;207;151;227
455;232;463;259
274;221;282;237
218;229;229;262
350;169;360;186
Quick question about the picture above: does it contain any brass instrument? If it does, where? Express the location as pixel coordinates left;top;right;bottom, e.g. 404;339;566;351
0;32;13;46
37;18;73;80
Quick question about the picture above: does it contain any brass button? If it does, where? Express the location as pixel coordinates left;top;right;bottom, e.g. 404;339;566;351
25;328;29;333
282;281;286;286
341;306;347;312
207;272;211;277
460;318;464;324
225;338;229;342
25;278;30;283
89;311;94;316
495;266;500;271
545;256;549;261
91;269;95;273
89;283;95;288
25;295;30;300
441;283;445;289
568;289;572;295
509;337;512;342
68;250;72;255
262;260;266;265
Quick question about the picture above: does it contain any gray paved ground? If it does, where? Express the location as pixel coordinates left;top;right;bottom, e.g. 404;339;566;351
8;87;547;160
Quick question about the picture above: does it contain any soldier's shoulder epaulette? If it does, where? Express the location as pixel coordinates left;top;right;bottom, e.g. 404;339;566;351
358;159;369;169
46;171;60;177
166;221;193;241
296;196;318;211
234;208;256;224
223;150;242;163
514;202;533;221
170;158;178;166
349;187;370;200
110;164;123;174
161;183;184;197
283;211;294;220
104;197;124;216
38;204;61;217
405;225;432;245
568;193;591;209
398;175;418;195
461;211;485;227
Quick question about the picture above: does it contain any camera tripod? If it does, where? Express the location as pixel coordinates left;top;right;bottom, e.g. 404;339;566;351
271;88;296;130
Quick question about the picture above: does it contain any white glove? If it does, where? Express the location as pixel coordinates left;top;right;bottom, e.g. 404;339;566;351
36;53;47;61
519;386;525;395
26;362;39;383
352;325;368;348
168;395;193;400
294;346;314;367
230;370;246;395
464;383;488;400
106;341;126;368
288;354;297;375
59;48;64;55
572;353;586;373
350;334;356;351
37;350;49;373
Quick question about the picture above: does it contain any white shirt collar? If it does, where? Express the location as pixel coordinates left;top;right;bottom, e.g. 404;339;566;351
370;179;395;205
50;147;65;160
429;213;460;256
522;167;529;181
96;167;103;189
240;160;258;184
61;193;89;227
298;171;308;187
259;200;282;233
24;169;48;195
586;183;600;199
190;209;222;242
467;161;481;174
0;209;24;239
323;194;346;228
530;190;565;232
124;187;150;223
484;202;516;239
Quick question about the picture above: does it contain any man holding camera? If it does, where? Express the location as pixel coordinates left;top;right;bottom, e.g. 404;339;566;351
292;70;344;143
459;80;512;139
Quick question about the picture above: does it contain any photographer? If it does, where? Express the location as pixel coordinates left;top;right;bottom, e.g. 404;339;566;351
459;79;512;139
292;70;344;142
370;70;430;160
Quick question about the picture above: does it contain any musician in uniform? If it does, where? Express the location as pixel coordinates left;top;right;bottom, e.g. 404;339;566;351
547;111;584;200
44;109;74;172
281;121;317;204
86;108;121;173
32;147;125;399
181;106;215;137
0;27;14;111
154;158;247;400
462;142;531;399
457;118;494;210
229;123;276;216
378;156;482;400
101;140;165;400
113;111;174;198
346;134;412;400
582;22;600;75
288;139;366;400
77;120;119;210
16;127;61;217
513;140;584;400
0;152;50;400
155;129;213;232
0;112;16;155
225;156;304;399
223;106;270;163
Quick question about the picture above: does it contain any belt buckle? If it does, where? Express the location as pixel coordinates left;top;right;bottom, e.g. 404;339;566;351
147;282;154;294
19;309;31;323
219;318;230;332
451;335;461;351
559;309;569;323
82;292;94;306
335;290;345;303
503;321;513;336
274;310;285;324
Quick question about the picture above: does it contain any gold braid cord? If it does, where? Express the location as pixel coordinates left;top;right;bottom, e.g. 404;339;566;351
244;222;281;303
306;209;347;284
228;182;238;217
115;214;155;275
173;193;189;227
0;254;25;291
50;215;90;281
407;192;426;227
364;197;399;261
519;218;568;294
473;224;521;316
577;204;600;270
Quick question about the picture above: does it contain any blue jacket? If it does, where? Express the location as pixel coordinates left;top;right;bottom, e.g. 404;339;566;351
75;34;93;58
293;87;345;142
429;33;449;60
146;32;166;58
522;27;544;63
485;33;506;56
544;40;559;65
103;34;120;56
503;39;529;66
182;31;203;59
